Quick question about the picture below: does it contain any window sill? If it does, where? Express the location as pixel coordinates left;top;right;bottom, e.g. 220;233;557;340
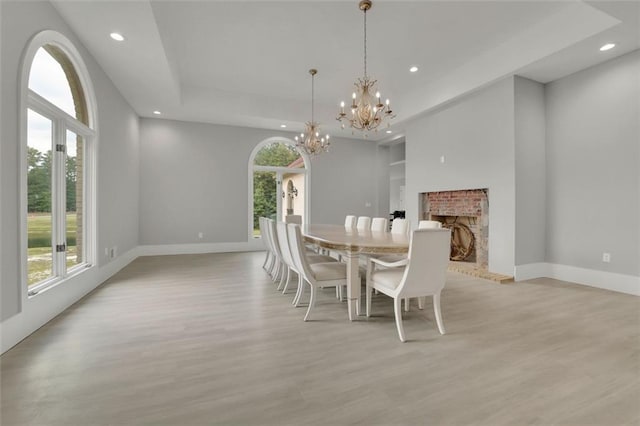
27;263;93;298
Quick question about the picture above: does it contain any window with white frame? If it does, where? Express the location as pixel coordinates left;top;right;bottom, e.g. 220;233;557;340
23;33;96;294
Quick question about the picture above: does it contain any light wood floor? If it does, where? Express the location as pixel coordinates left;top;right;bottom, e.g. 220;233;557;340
2;251;639;425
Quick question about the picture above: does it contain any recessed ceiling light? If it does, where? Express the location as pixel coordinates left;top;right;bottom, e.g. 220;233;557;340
110;32;125;42
280;124;287;128
409;66;419;73
386;130;392;134
600;43;615;51
153;110;161;115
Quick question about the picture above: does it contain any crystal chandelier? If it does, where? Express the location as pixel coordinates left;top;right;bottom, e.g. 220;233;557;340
295;69;330;157
337;0;395;136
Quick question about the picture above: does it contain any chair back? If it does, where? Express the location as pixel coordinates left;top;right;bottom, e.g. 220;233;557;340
285;214;302;225
286;223;314;282
344;215;357;229
397;228;450;297
261;217;274;254
276;221;294;269
266;219;282;262
258;217;268;247
371;217;389;232
356;216;371;231
418;220;442;229
391;218;410;235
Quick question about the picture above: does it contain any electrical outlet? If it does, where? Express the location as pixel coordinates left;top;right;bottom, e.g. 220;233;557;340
602;252;611;263
440;155;445;164
198;232;204;239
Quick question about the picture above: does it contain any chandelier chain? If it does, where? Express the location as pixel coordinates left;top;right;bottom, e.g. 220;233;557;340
311;71;314;122
363;7;367;78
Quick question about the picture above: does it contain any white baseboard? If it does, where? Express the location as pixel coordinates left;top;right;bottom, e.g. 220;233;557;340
515;262;640;296
137;241;265;256
1;247;139;354
514;263;550;281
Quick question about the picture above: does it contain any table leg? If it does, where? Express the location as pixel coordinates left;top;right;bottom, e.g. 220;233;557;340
344;252;361;320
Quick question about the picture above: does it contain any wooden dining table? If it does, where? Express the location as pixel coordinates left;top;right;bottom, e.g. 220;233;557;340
302;224;410;321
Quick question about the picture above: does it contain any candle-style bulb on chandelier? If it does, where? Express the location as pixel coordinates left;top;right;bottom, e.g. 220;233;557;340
337;0;395;137
295;69;330;157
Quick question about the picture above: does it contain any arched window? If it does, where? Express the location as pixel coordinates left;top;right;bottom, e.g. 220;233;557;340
22;31;96;294
248;138;309;238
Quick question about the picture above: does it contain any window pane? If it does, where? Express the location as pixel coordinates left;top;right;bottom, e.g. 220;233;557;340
28;47;76;117
66;130;84;269
27;109;53;286
253;171;277;236
253;143;303;168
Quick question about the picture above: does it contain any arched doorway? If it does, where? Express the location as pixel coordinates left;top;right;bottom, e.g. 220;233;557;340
248;138;310;238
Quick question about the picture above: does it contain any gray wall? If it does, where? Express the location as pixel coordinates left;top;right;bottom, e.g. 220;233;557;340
308;132;383;224
404;51;639;279
1;0;139;321
376;144;390;218
514;76;546;265
139;118;383;245
405;77;516;275
545;50;639;276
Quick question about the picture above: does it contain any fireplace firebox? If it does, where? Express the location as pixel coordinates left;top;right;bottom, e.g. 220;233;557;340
420;189;489;270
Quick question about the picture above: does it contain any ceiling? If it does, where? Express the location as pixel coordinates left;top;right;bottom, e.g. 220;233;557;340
50;0;639;142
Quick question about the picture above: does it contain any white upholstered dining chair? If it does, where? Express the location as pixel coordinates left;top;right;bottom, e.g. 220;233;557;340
370;217;389;232
344;215;357;229
390;218;410;235
259;217;274;271
276;221;335;304
265;219;284;283
356;216;371;231
287;223;348;321
366;228;451;342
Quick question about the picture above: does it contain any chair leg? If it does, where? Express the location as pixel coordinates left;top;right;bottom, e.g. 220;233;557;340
266;254;275;276
366;262;372;317
418;296;425;310
304;285;317;321
262;251;271;269
290;273;298;304
433;292;446;335
404;298;410;312
277;265;288;290
271;261;280;282
338;285;344;302
281;267;291;293
394;297;406;342
294;275;305;307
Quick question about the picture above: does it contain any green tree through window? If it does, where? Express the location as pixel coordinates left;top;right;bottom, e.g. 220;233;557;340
252;143;303;233
254;142;300;166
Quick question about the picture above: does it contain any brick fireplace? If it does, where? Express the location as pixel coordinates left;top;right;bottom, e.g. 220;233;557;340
420;189;489;269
